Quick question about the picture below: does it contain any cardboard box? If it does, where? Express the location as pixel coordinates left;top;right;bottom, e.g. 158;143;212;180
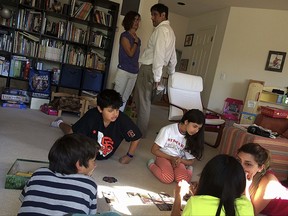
30;97;50;110
261;106;288;119
240;112;257;125
5;159;48;190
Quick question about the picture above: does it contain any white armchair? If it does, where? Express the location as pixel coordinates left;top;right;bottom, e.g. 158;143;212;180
167;72;225;148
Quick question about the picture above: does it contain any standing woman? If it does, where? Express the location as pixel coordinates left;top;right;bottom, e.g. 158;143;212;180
113;11;141;112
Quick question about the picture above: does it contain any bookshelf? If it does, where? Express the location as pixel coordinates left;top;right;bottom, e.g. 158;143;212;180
0;0;119;96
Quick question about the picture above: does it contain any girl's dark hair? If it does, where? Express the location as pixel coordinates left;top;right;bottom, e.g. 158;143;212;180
97;89;123;110
151;3;168;19
48;134;100;174
122;11;140;31
237;143;270;197
180;109;205;160
196;154;246;216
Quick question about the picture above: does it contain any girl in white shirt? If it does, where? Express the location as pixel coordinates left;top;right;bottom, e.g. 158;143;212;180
147;109;205;183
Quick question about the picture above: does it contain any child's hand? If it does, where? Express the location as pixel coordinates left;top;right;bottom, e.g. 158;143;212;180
171;157;181;168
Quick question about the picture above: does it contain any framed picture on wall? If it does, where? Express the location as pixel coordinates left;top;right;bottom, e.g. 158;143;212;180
179;59;189;71
184;34;194;47
265;50;286;72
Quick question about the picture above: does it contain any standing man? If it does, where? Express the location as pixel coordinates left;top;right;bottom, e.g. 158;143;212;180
134;3;177;137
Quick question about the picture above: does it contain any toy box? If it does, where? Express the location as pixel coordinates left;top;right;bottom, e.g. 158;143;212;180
240;112;257;125
40;103;58;116
30;97;49;110
223;98;244;121
5;159;49;190
261;106;288;119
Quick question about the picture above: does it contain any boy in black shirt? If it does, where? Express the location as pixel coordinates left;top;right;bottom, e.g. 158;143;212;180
51;89;142;164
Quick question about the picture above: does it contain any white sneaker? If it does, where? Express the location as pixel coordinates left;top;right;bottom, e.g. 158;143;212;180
50;117;63;128
147;158;155;168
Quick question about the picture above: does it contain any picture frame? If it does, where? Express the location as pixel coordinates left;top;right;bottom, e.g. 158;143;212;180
265;50;286;72
184;34;194;47
179;59;189;71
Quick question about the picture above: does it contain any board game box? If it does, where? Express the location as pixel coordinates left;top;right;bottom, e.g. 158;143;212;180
5;159;49;190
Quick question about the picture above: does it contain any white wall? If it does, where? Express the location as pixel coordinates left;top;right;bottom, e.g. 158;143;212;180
106;0;189;88
181;8;230;109
182;7;288;112
209;7;288;111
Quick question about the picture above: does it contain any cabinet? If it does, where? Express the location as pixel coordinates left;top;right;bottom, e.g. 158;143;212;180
240;80;265;124
0;0;119;95
259;88;288;109
240;79;288;124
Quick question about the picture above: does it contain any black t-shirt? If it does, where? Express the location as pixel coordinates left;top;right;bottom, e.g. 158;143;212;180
72;108;142;160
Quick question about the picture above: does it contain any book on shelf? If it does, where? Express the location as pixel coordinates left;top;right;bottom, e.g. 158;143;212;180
0;56;10;77
9;56;29;78
74;2;93;20
93;8;113;27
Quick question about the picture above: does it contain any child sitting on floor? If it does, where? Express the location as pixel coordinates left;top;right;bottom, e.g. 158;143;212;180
18;134;100;215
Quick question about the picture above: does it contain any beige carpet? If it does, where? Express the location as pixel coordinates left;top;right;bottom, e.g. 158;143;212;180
0;104;218;216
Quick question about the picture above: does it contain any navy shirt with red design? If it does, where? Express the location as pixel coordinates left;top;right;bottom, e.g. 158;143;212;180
72;108;142;160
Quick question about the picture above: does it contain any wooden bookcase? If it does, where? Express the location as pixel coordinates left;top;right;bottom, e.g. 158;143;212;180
0;0;119;95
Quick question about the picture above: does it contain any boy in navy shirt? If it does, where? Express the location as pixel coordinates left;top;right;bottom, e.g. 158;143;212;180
51;89;142;164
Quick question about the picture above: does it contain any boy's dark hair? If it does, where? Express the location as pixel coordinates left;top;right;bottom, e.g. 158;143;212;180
122;11;140;31
151;3;168;19
180;109;205;160
196;154;246;216
97;89;123;110
48;134;100;174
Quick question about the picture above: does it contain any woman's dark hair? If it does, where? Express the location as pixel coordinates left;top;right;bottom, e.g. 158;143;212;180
48;134;100;174
180;109;205;160
122;11;140;31
196;154;246;216
97;89;123;110
237;143;270;197
151;3;168;19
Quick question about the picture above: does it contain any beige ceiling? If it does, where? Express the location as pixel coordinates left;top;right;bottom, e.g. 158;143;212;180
159;0;288;17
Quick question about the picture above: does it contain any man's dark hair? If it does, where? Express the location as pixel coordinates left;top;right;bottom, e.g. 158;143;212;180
48;134;100;174
122;11;140;31
151;3;168;19
97;89;123;110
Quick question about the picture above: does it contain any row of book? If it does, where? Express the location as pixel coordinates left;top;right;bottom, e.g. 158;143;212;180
13;32;39;57
94;9;113;27
9;55;30;79
86;49;106;71
43;18;67;39
73;2;93;20
89;31;110;49
0;30;13;52
17;9;42;33
0;56;10;77
63;44;86;67
66;22;87;44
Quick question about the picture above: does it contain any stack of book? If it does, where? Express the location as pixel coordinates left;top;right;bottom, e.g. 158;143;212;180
1;88;30;109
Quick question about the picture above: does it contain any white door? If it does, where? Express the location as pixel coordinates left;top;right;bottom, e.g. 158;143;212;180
190;26;216;83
